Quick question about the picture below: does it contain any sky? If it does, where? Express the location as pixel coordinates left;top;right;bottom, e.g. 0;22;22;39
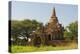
11;1;78;27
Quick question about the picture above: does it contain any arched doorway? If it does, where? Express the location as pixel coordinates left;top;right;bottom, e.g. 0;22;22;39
48;34;51;40
34;37;41;47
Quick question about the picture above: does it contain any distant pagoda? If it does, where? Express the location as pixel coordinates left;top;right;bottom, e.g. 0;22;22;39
30;7;64;46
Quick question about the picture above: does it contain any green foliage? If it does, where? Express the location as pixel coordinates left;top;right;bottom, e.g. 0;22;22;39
67;21;78;39
64;31;72;40
64;21;78;40
11;19;43;45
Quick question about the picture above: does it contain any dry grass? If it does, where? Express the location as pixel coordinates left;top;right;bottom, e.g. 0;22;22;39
11;41;78;53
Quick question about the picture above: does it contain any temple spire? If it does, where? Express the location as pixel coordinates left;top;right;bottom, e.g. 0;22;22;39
51;7;56;18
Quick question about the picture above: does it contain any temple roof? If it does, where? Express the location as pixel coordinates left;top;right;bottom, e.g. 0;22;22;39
51;7;56;17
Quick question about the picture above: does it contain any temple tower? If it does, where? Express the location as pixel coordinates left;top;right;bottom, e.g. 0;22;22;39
46;7;64;41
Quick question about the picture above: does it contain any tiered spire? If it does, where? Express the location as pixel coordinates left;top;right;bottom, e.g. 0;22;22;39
51;8;56;18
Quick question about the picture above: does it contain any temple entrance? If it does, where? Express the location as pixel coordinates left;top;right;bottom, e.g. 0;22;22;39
34;37;41;47
48;34;51;40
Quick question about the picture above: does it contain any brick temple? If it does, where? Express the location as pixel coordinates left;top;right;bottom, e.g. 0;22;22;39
30;8;64;46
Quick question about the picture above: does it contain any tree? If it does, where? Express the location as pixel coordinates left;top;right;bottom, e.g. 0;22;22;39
67;21;78;40
64;21;78;40
11;19;43;45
